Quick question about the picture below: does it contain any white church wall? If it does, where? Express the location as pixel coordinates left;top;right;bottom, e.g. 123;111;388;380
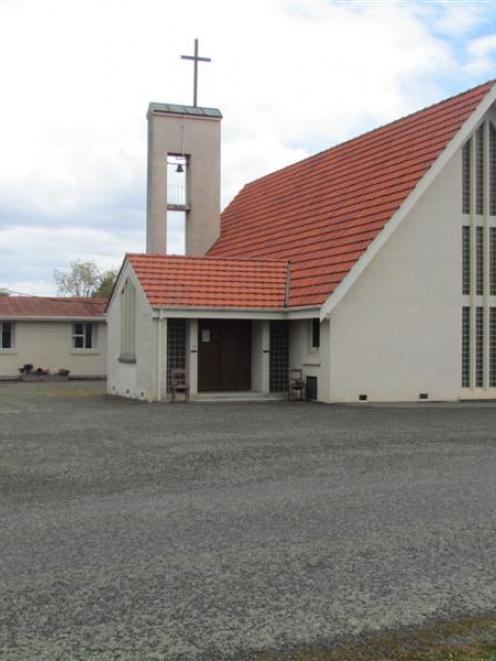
107;263;158;401
289;318;331;401
0;320;106;378
328;148;462;402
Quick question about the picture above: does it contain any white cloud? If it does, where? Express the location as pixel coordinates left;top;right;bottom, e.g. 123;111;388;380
465;32;496;75
0;0;492;292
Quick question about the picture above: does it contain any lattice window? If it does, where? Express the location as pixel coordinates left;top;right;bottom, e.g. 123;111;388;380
476;307;484;387
462;307;470;387
166;319;186;392
462;141;471;214
491;308;496;387
462;226;470;294
270;320;289;392
491;228;496;296
491;123;496;216
476;125;484;215
476;226;484;295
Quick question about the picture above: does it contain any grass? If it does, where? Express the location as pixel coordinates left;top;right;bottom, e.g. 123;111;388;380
251;616;496;661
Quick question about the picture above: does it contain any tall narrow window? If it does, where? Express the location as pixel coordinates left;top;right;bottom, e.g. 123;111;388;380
491;228;496;296
120;279;136;362
491;308;496;387
476;307;484;387
462;141;471;214
462;307;470;387
477;226;484;295
0;321;13;349
310;318;320;350
476;125;484;215
462;226;470;294
491;123;496;216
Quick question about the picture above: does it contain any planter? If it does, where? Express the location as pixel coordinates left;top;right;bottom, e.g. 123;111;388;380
20;374;51;382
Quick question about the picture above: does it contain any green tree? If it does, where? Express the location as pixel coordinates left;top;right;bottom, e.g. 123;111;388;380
92;269;118;299
54;261;117;299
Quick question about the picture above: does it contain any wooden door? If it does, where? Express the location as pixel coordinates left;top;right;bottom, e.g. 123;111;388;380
198;320;251;391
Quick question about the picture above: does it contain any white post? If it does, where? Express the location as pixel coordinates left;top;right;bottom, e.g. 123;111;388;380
187;319;199;397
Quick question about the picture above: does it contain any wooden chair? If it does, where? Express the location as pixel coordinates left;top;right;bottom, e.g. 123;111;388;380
288;368;305;401
170;368;189;403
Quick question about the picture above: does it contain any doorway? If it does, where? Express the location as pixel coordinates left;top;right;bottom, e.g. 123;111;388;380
198;319;252;391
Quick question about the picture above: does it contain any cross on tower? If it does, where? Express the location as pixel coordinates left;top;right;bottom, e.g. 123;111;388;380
181;39;211;108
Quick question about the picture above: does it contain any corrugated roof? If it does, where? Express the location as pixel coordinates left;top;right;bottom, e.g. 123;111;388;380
209;80;495;307
128;254;288;309
0;297;107;318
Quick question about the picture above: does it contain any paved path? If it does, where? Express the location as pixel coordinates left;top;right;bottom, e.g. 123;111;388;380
1;382;496;659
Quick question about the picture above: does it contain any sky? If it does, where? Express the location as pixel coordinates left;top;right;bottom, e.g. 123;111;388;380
1;0;496;295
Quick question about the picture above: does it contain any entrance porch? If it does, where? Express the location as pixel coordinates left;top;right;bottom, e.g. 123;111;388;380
164;318;290;399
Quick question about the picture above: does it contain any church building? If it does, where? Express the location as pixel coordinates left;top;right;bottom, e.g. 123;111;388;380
106;80;496;402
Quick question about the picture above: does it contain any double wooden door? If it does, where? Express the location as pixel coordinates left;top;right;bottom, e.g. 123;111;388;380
198;319;251;391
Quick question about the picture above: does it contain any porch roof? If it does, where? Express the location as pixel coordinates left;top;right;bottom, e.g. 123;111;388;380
128;254;289;310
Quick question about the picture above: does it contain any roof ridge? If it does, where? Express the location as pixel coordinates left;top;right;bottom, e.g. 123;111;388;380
242;79;496;190
128;253;288;263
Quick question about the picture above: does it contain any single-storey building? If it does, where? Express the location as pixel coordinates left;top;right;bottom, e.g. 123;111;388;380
107;80;496;402
0;296;107;379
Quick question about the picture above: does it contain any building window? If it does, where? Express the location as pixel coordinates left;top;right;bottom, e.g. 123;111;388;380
476;125;485;215
269;320;289;393
120;279;136;361
476;226;484;295
491;308;496;387
462;226;470;295
491;124;496;216
462;307;470;388
491;228;496;296
0;321;14;349
166;319;186;392
462;141;471;214
476;307;484;387
73;323;95;349
310;318;320;350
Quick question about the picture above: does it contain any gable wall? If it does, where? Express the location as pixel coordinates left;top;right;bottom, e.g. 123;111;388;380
106;263;158;400
328;147;462;402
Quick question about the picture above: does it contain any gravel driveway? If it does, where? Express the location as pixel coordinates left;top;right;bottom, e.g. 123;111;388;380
1;381;496;659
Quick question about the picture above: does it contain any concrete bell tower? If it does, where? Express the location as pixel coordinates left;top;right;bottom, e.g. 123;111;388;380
146;103;222;256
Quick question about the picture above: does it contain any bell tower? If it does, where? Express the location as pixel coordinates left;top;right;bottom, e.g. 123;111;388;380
145;103;222;256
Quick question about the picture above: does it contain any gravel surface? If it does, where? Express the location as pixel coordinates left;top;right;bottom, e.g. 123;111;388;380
1;382;496;659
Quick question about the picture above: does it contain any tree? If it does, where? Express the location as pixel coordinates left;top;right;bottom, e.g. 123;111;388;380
0;288;9;296
54;261;117;299
92;269;118;299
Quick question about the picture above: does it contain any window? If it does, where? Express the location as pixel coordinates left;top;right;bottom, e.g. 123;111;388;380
462;141;471;214
72;323;95;349
0;321;14;349
462;307;470;388
310;318;320;350
476;307;484;387
462;226;470;295
476;125;485;215
491;124;496;216
120;278;136;362
491;308;496;387
477;226;484;295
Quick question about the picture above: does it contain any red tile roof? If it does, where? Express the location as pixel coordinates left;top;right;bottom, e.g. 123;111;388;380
0;296;107;318
128;254;288;309
209;80;495;307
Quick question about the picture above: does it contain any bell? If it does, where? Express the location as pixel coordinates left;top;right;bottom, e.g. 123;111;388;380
176;163;184;173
